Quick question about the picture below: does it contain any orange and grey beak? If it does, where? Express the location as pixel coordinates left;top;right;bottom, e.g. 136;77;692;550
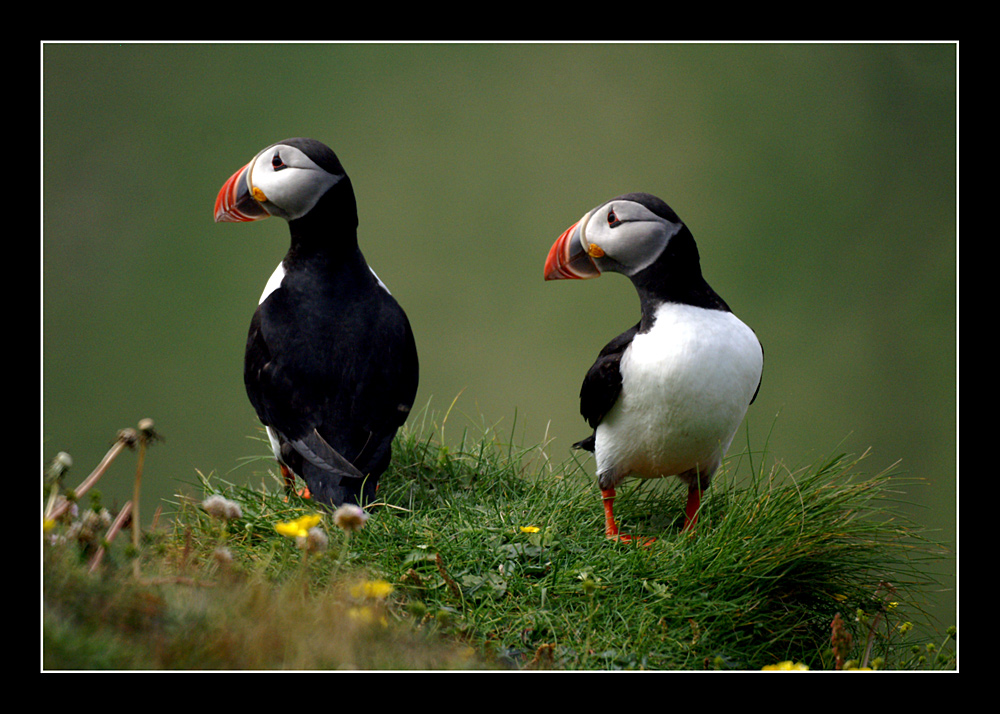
214;160;270;223
544;211;601;280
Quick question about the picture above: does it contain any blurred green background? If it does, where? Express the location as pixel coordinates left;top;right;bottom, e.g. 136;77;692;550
42;44;956;629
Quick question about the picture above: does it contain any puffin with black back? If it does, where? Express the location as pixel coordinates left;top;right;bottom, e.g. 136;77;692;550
215;138;419;508
544;192;762;540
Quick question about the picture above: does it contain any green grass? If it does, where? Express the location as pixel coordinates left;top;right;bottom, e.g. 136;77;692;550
42;412;955;670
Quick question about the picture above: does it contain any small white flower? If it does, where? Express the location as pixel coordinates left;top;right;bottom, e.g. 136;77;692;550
332;504;369;532
67;508;114;544
296;526;329;553
201;495;242;520
307;526;329;552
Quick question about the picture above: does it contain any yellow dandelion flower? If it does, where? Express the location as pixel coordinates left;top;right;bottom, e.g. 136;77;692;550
274;522;299;537
275;513;322;538
348;606;388;627
520;525;541;533
762;661;810;671
351;579;394;600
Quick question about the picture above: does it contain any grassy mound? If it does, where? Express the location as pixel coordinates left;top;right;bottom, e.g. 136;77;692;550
42;415;955;670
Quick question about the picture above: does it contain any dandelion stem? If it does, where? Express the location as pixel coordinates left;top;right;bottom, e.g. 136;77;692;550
132;435;147;576
131;419;158;579
45;429;137;521
88;500;133;574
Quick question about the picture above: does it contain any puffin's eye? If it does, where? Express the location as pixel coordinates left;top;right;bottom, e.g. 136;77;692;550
271;152;286;170
607;209;620;227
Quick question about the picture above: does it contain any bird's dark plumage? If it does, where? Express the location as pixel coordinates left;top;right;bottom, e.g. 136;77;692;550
574;324;638;449
216;138;418;507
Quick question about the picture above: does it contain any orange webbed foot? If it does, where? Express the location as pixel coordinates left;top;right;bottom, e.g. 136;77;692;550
602;488;656;546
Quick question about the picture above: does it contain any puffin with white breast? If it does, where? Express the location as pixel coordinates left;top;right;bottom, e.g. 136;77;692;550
544;193;762;539
215;138;418;508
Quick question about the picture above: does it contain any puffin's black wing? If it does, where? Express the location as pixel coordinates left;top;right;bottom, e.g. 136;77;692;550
244;280;418;505
330;294;419;480
245;306;366;501
244;307;287;432
573;323;639;452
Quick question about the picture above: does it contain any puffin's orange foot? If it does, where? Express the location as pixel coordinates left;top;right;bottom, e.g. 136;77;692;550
281;488;312;503
280;464;312;501
602;487;655;545
608;532;657;546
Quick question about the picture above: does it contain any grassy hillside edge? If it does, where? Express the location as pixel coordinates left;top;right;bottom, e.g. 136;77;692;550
43;413;956;670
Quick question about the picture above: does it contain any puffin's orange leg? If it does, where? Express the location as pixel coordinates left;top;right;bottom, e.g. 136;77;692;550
682;487;700;532
280;464;311;500
602;488;621;539
280;464;295;490
602;488;655;545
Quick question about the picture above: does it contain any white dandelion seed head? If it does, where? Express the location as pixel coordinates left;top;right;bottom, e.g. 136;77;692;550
333;504;369;532
202;495;242;520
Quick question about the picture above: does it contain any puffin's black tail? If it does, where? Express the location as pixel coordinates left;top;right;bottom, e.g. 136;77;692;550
280;429;371;507
573;433;596;452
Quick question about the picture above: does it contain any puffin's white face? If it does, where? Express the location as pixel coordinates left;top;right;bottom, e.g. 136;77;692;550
577;199;682;276
215;142;344;223
544;197;683;280
246;143;343;221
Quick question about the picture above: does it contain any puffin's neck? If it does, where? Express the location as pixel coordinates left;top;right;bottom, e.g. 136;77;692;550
284;178;362;261
631;225;732;330
281;179;372;285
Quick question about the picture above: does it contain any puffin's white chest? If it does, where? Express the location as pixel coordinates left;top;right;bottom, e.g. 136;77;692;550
595;302;762;481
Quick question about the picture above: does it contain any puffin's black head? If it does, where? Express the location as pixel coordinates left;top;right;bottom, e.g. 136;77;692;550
544;192;697;280
214;138;355;226
545;192;732;311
